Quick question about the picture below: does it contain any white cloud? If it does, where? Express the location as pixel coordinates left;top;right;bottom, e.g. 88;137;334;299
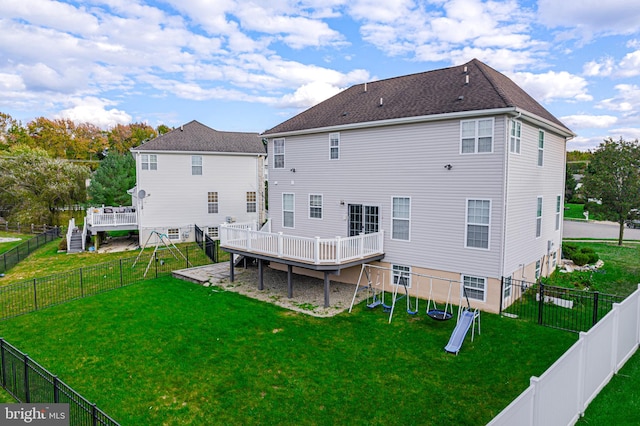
509;71;592;103
55;97;132;128
617;51;640;77
277;81;343;108
583;58;614;77
598;84;640;112
560;114;618;129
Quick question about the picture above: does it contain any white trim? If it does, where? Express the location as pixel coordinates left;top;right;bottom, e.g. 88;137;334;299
536;196;543;238
329;132;340;160
537;129;545;167
391;264;412;289
462;274;487;302
273;138;285;169
465;198;491;250
509;119;521;154
308;193;323;220
191;155;202;175
282;192;295;228
459;117;494;155
391;196;411;241
555;194;562;231
132;150;265;157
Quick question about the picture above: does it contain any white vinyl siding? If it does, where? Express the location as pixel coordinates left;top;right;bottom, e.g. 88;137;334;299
329;133;340;160
392;264;412;288
463;275;486;302
273;138;285;169
536;196;543;238
191;155;202;175
392;197;410;240
509;120;521;154
208;192;219;214
466;199;491;249
460;118;493;154
246;191;257;213
309;194;322;219
141;154;157;170
538;130;545;167
283;193;294;228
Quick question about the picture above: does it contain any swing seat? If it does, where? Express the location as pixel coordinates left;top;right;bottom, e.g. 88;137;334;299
382;303;392;313
367;300;382;309
407;309;419;315
427;309;453;321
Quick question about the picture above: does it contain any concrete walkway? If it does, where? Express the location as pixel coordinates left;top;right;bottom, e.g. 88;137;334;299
172;263;230;285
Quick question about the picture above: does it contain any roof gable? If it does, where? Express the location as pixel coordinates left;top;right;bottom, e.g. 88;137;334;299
263;59;572;136
131;120;265;154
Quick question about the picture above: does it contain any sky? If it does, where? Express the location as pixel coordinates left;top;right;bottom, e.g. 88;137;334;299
1;1;640;151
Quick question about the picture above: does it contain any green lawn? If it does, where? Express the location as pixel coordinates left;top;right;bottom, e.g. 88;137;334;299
564;203;586;220
0;277;577;425
0;231;33;254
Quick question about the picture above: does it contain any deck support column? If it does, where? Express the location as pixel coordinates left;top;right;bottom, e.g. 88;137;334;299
258;259;264;290
229;255;235;282
323;272;330;308
287;265;293;298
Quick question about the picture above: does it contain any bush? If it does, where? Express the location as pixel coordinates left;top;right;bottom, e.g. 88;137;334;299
563;243;599;266
572;251;590;266
58;237;67;251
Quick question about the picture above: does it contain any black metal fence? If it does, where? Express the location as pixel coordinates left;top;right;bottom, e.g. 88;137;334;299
500;278;625;333
1;228;61;275
0;338;120;425
194;224;220;263
0;244;212;321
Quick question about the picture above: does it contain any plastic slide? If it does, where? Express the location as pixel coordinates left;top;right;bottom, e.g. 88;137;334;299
444;309;475;355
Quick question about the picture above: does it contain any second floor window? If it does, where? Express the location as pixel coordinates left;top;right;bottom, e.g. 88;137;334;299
461;119;493;154
192;155;202;175
538;130;545;166
141;154;157;170
246;192;257;213
510;120;521;154
330;133;339;160
273;138;285;169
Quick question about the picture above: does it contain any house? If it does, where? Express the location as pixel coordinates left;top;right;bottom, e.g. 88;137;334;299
221;59;574;313
130;120;266;245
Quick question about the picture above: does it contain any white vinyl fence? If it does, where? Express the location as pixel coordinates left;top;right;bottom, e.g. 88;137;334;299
489;284;640;426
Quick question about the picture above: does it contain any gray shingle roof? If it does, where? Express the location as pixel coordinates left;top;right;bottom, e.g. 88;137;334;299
263;59;572;136
131;120;265;154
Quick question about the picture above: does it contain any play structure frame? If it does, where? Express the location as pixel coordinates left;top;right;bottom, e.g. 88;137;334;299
349;263;481;354
132;230;192;277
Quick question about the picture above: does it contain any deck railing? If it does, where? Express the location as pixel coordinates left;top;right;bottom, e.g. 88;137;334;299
86;207;137;227
220;223;384;265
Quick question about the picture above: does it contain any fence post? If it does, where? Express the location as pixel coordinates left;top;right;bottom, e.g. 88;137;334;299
23;354;30;403
186;246;189;268
92;403;98;426
80;268;84;297
33;279;38;311
538;283;544;325
154;251;158;278
0;339;5;388
53;376;59;403
593;291;600;326
499;277;504;315
119;259;124;287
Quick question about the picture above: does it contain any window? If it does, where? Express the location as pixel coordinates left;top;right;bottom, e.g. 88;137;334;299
208;192;219;214
503;276;512;299
207;226;219;239
536;196;543;238
556;195;562;231
141;154;157;170
309;194;322;219
167;228;180;240
273;138;285;169
463;275;486;302
192;155;202;175
329;133;340;160
538;130;544;166
246;192;257;213
461;119;493;154
392;265;412;288
392;197;410;240
466;199;491;249
283;193;294;228
509;120;521;154
535;260;541;280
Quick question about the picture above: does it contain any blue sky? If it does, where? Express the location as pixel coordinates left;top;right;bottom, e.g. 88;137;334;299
1;0;640;151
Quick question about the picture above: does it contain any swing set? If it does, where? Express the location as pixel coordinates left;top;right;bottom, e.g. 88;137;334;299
132;230;192;277
349;264;457;324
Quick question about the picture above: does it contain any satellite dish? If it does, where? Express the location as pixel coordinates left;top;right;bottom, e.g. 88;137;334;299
138;189;146;198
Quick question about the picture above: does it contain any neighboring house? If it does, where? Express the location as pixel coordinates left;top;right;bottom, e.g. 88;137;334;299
130;120;266;245
222;59;574;313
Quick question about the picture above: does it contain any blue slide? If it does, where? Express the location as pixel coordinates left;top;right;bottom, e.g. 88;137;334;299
444;309;475;355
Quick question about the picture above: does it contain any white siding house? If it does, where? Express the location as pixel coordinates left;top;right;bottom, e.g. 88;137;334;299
222;59;574;312
131;120;266;245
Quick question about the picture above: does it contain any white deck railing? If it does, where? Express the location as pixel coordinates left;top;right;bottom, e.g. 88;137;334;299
220;223;384;265
86;206;137;227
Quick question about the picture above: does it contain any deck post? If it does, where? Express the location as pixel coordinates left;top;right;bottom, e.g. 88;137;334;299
229;255;235;282
287;265;293;298
258;259;264;290
335;236;341;263
323;271;330;308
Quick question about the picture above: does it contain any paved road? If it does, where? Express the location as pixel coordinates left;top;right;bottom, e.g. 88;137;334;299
563;220;640;240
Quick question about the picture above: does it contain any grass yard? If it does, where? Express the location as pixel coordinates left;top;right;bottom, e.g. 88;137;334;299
564;203;586;220
0;231;33;254
0;276;577;425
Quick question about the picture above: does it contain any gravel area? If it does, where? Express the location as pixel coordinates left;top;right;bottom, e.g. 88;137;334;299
214;265;368;317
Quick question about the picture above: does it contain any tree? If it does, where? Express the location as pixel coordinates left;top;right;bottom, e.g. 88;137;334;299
88;152;136;206
565;168;577;202
107;123;157;154
581;137;640;245
0;145;90;224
